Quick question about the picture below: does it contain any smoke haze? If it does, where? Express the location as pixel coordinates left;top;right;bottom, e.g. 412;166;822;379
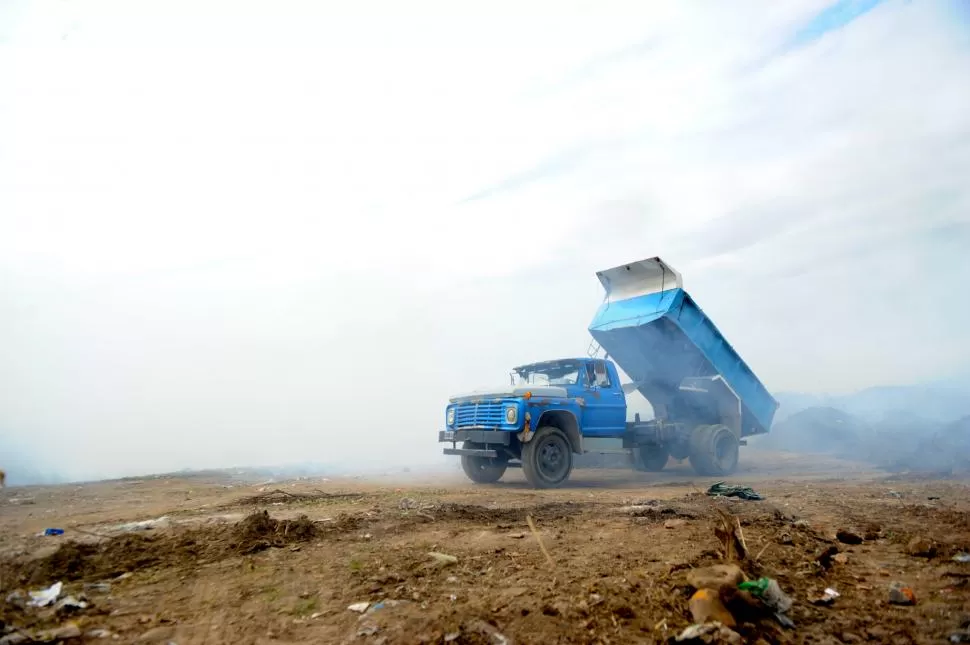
2;0;969;483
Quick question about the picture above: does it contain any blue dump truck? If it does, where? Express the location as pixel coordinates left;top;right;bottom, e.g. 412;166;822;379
438;257;779;488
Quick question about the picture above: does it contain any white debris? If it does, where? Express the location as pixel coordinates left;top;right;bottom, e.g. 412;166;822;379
428;552;458;566
114;516;170;532
27;581;63;608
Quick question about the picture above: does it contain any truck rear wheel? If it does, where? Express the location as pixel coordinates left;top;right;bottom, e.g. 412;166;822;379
688;424;739;476
460;442;508;484
522;426;572;489
633;443;669;472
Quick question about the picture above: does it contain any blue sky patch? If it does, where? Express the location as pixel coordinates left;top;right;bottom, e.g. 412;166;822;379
791;0;889;47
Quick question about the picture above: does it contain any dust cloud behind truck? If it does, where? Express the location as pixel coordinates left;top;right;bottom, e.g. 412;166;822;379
438;257;778;488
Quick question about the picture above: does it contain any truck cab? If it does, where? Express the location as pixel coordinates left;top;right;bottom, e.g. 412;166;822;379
438;358;626;488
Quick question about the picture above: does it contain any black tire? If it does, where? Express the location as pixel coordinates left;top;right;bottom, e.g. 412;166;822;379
688;424;740;476
521;426;573;489
460;442;508;484
633;443;669;472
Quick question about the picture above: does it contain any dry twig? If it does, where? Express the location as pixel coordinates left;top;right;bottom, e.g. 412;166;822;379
526;515;555;569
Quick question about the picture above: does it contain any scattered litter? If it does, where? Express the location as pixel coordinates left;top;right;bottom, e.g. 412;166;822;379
738;577;793;626
888;490;903;499
27;581;63;608
356;622;379;637
347;602;370;613
428;552;458;567
674;622;742;644
467;619;510;645
689;588;736;627
833;553;849;565
950;619;970;644
836;528;864;545
707;482;763;501
43;528;64;537
84;629;114;639
811;588;840;606
115;516;170;532
54;595;89;615
928;495;941;500
446;576;459;583
952;553;970;563
508;532;527;539
738;578;793;613
888;582;916;605
618;504;656;514
664;518;688;529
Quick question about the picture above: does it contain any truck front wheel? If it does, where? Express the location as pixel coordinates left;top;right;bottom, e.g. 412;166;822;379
521;426;573;489
688;424;739;476
460;442;508;484
633;443;669;472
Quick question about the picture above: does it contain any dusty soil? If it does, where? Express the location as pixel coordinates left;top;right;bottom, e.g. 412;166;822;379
1;451;969;644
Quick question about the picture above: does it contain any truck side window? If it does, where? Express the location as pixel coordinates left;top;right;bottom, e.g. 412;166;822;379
593;360;611;388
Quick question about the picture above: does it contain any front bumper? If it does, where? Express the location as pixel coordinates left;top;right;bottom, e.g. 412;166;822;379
439;430;511;458
444;447;499;458
438;430;511;445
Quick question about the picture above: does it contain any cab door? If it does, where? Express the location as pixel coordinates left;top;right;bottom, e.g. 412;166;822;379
579;360;627;436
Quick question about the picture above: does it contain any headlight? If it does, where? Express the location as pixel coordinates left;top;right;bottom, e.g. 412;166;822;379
505;406;518;424
446;408;455;426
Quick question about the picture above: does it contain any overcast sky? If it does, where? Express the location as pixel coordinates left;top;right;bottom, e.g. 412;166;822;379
1;0;969;481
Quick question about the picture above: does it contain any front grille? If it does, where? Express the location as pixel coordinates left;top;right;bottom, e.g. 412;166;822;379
454;402;504;428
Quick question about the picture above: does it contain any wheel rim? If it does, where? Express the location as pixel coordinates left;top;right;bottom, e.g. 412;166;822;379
536;435;569;481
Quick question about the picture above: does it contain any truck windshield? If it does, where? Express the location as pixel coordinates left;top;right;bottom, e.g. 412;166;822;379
514;362;581;386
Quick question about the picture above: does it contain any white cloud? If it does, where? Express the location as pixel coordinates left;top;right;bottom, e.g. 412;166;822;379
1;0;968;481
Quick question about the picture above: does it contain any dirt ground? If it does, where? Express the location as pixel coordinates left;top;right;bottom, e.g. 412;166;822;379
1;451;969;644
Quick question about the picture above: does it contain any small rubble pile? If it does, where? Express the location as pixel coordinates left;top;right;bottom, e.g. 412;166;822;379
2;580;111;644
673;504;796;644
231;509;319;553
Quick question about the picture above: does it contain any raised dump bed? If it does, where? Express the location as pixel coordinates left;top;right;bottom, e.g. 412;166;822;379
588;257;778;438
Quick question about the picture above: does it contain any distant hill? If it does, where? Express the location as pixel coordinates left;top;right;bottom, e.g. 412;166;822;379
774;384;970;424
755;402;970;473
893;415;970;474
